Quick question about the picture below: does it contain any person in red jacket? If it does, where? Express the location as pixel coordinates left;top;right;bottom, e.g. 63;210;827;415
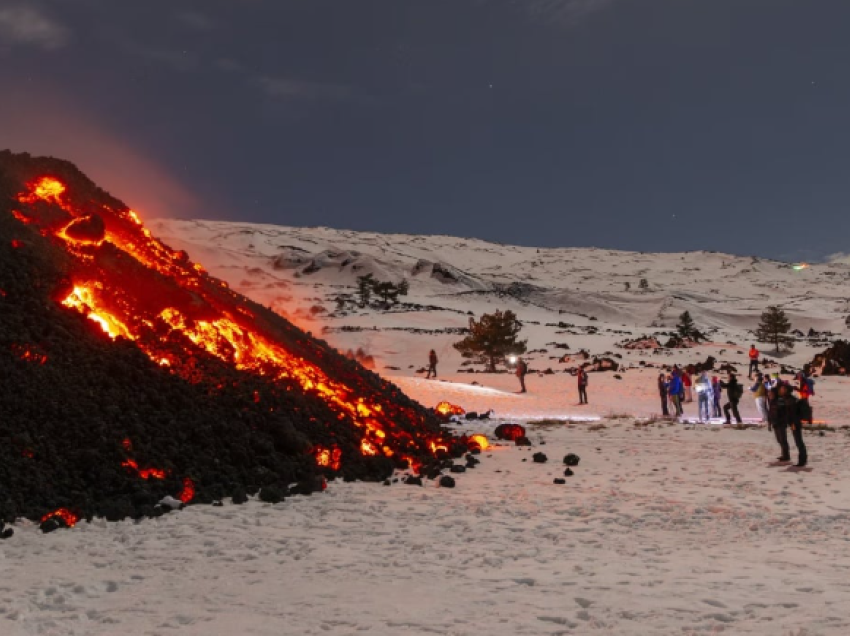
682;370;693;403
748;345;760;379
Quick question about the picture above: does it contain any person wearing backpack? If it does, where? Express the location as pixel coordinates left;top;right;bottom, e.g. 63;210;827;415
426;349;438;379
577;368;589;405
516;357;528;393
720;372;743;425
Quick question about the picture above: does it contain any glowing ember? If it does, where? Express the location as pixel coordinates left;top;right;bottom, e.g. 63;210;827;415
468;434;490;451
122;458;168;480
178;478;196;503
11;239;24;248
435;401;465;417
18;176;66;205
40;508;79;528
12;344;47;365
360;439;379;456
315;445;342;471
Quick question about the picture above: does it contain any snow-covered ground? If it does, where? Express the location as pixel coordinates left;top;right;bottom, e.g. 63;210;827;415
6;406;850;635
6;221;850;635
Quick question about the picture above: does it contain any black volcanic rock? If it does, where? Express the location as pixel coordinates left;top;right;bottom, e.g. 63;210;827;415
0;151;449;527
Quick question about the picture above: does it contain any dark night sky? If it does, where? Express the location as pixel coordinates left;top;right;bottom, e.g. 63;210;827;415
2;1;849;261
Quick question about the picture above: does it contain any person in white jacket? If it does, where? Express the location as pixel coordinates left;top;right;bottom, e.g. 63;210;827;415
695;371;713;422
750;373;768;423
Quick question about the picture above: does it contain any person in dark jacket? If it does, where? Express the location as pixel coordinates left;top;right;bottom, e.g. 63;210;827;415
777;384;807;467
796;371;814;426
658;373;669;417
720;372;743;425
426;349;438;379
516;357;528;393
711;376;722;418
766;387;790;462
577;368;588;404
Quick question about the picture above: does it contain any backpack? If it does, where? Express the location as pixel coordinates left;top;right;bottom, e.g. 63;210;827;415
731;384;744;400
806;377;815;396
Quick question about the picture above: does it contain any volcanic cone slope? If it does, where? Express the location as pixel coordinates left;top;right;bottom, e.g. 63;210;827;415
0;150;451;525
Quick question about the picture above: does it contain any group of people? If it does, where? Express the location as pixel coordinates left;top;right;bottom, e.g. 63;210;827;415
657;346;813;467
658;367;742;423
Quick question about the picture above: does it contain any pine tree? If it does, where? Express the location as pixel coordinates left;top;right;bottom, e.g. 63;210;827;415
756;306;795;352
676;311;699;341
453;310;527;372
373;281;401;307
356;274;375;307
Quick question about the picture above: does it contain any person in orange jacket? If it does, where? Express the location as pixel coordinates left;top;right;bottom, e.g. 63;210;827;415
748;345;760;379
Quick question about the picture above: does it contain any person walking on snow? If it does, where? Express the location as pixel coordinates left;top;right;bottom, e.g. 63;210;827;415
426;349;438;379
577;368;589;405
748;345;760;379
695;371;712;422
516;357;528;393
720;372;743;425
682;369;693;403
711;376;722;418
658;372;669;417
750;372;768;423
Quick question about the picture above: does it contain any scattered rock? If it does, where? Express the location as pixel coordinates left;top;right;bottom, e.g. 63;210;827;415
532;452;548;463
564;454;580;466
439;475;456;488
553;478;566;485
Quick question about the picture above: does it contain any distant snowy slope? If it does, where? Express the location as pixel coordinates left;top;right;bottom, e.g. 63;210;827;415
149;219;850;332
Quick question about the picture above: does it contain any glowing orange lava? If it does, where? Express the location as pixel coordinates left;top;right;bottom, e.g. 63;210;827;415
14;174;451;475
468;434;490;451
435;401;465;417
178;478;196;503
41;508;79;528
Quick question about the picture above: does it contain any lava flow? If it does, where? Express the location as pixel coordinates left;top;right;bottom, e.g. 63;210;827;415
12;175;452;473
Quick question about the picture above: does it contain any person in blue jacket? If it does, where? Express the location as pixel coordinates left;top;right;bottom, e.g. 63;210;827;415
668;369;684;417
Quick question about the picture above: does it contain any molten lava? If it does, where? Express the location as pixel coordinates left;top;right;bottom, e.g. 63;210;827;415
12;173;451;485
435;401;465;417
468;434;490;451
178;478;196;503
12;344;47;365
41;508;79;528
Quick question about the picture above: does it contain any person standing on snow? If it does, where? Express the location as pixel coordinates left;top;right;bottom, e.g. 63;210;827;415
778;383;807;467
766;387;790;462
516;357;528;393
796;371;814;427
695;371;712;422
750;372;768;423
711;376;723;418
658;372;669;417
577;368;589;405
426;349;438;379
720;372;743;425
668;369;684;417
682;369;693;403
748;345;760;379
